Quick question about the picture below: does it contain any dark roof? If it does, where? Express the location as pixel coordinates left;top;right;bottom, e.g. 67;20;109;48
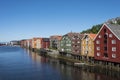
105;23;120;39
42;38;50;41
64;32;84;40
50;35;62;40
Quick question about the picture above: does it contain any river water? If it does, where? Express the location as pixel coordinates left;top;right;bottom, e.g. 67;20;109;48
0;46;119;80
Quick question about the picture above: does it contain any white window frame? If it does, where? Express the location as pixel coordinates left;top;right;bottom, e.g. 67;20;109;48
109;34;112;38
96;47;100;50
61;49;64;51
97;52;100;56
77;41;80;43
66;44;71;46
96;40;100;44
98;35;101;38
112;40;116;44
112;54;116;58
112;47;116;52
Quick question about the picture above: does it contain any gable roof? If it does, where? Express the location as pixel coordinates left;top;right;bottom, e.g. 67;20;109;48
89;34;97;39
42;38;50;42
94;23;120;40
64;32;84;40
50;35;62;40
82;33;96;40
105;23;120;40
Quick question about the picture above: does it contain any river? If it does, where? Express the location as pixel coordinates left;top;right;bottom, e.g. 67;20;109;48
0;46;119;80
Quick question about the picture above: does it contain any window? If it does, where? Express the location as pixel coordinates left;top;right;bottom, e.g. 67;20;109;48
96;47;100;50
72;37;75;40
75;50;77;52
86;38;89;41
112;54;116;58
66;44;71;46
104;53;108;57
67;49;71;51
61;49;64;51
104;34;107;39
69;40;71;43
104;47;107;51
109;34;112;38
83;46;84;49
86;41;88;44
112;40;116;44
98;35;101;38
89;41;91;44
96;40;100;44
104;40;107;44
89;47;91;51
75;45;77;47
112;47;116;52
104;29;106;32
97;52;100;56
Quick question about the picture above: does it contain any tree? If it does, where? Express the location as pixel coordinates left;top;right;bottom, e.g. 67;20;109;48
81;24;102;34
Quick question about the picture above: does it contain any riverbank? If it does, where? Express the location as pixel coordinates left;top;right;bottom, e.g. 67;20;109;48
46;50;120;72
22;47;120;72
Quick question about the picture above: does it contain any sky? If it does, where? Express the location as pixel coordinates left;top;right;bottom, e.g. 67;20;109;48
0;0;120;42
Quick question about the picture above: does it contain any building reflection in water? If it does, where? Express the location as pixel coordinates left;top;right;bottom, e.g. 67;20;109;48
25;49;120;80
46;59;120;80
25;49;48;63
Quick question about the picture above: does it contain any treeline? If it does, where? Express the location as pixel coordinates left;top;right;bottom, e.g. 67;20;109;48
80;24;102;34
80;17;120;34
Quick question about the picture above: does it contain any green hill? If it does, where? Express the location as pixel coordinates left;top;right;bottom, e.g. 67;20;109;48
81;24;102;34
80;17;120;34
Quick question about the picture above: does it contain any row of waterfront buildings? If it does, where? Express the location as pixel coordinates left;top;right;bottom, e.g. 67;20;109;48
20;22;120;67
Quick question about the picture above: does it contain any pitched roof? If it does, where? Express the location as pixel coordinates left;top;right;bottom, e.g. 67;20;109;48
64;32;84;40
42;38;50;41
82;33;96;40
89;34;97;39
50;35;62;40
105;23;120;40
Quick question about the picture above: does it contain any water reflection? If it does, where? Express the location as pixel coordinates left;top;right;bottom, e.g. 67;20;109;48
0;46;119;80
43;56;120;80
26;49;48;63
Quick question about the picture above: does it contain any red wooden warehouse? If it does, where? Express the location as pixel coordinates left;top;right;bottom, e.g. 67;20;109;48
94;23;120;63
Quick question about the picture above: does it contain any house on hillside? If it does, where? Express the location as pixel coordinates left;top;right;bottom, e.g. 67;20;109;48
94;23;120;65
81;33;96;62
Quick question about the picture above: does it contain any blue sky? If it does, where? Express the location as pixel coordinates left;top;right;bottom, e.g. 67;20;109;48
0;0;120;42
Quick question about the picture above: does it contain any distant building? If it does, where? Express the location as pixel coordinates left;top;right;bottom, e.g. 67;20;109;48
32;38;37;49
59;32;84;60
41;38;50;49
50;35;62;49
10;40;20;45
31;37;50;50
26;39;32;49
36;38;42;49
